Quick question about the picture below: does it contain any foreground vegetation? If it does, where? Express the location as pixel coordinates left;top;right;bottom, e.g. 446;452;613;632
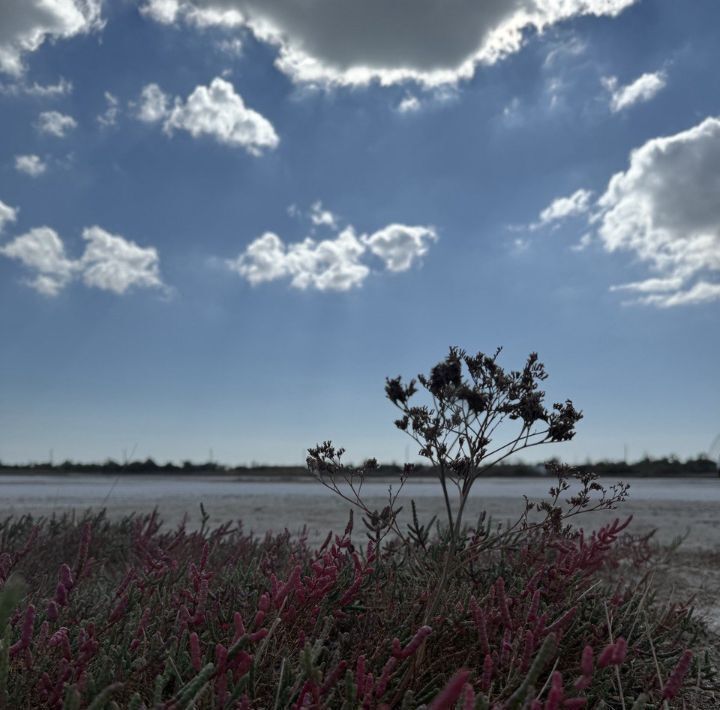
0;347;716;707
0;498;715;708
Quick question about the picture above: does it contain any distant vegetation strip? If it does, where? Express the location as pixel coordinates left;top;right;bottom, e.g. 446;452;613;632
0;455;716;477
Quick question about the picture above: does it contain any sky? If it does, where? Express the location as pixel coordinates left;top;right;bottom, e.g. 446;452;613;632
0;0;718;466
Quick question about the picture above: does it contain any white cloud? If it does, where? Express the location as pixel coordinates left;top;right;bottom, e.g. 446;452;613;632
0;227;77;295
141;0;244;27
164;78;278;153
141;0;184;23
534;188;593;228
15;154;47;177
363;224;437;271
603;71;667;112
36;110;77;137
397;95;421;113
609;277;684;294
309;201;337;229
519;118;720;307
0;76;72;97
226;208;437;291
137;83;169;123
0;199;18;234
97;91;119;127
137;77;278;155
227;232;289;285
286;229;369;291
396;88;458;114
140;0;638;87
591;117;720;306
634;282;720;308
0;224;168;297
0;1;102;76
228;228;369;291
80;226;165;294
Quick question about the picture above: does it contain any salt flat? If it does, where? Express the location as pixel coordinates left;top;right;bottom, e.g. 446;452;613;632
1;474;718;631
0;474;717;548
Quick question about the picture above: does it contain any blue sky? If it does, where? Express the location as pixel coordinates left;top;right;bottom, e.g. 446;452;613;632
0;0;718;465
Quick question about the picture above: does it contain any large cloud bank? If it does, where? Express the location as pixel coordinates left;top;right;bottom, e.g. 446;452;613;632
141;0;638;87
0;0;102;75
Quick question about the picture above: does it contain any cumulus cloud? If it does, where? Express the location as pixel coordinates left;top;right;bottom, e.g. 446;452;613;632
140;0;638;87
228;232;289;286
0;1;102;76
530;117;720;307
603;71;667;112
363;224;437;271
137;77;278;154
0;227;77;295
227;228;369;291
0;199;18;234
592;116;720;306
0;224;168;296
36;110;77;137
79;226;165;294
226;206;437;291
15;154;47;177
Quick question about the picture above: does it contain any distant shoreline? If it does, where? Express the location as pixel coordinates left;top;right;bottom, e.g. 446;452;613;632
0;467;717;479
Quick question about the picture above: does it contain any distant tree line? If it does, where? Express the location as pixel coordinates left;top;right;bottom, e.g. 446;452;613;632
0;455;716;477
582;455;717;477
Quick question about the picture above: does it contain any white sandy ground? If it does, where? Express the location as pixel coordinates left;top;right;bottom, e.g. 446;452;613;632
0;475;718;631
0;475;717;543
